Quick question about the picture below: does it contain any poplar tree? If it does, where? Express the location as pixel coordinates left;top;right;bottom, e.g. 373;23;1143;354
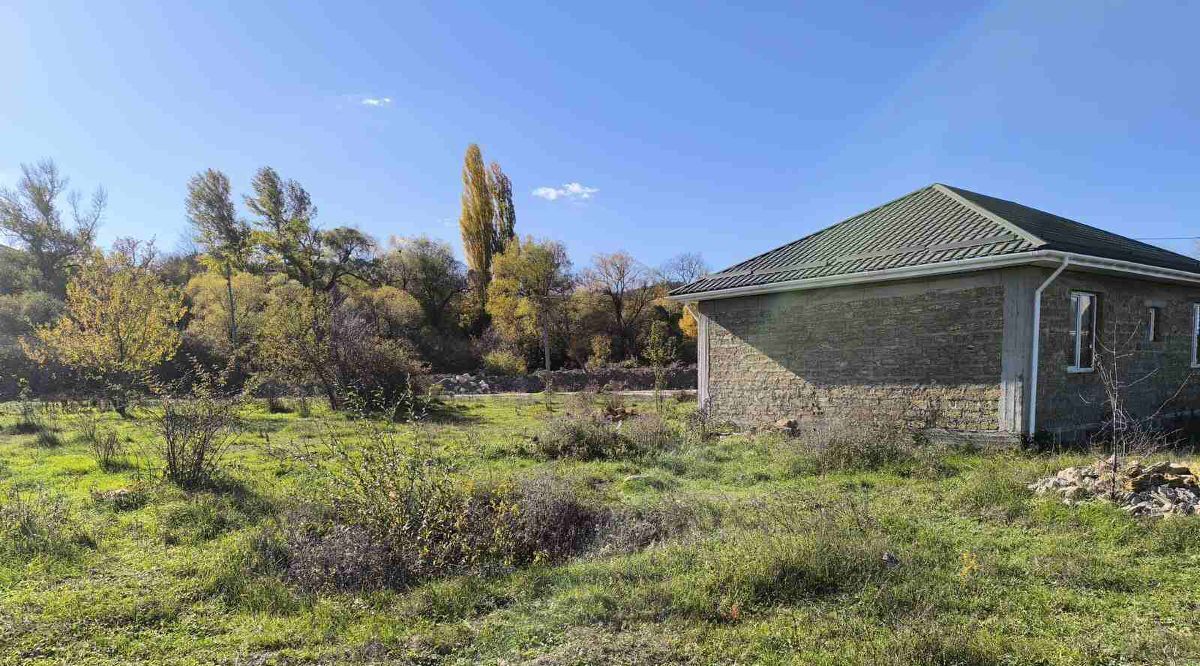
459;144;495;315
489;162;516;252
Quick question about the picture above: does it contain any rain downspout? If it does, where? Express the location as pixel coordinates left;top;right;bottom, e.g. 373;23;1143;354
682;303;707;408
1027;256;1069;437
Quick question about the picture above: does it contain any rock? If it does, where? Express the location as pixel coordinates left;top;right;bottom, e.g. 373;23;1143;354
1029;458;1200;520
774;418;799;434
882;551;901;569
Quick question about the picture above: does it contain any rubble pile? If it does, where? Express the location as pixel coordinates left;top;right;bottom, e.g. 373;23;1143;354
1028;457;1198;517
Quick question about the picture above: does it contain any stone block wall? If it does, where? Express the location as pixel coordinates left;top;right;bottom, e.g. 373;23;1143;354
698;273;1006;430
1035;271;1200;436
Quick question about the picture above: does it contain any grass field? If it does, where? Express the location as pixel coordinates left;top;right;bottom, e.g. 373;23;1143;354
0;394;1198;665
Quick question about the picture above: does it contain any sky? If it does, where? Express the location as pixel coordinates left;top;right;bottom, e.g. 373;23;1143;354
1;1;1198;273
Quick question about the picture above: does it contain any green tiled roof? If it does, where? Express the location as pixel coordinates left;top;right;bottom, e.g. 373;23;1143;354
670;184;1200;298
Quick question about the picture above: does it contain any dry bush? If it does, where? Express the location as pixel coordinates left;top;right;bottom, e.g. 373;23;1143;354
76;410;124;470
151;364;245;489
273;420;688;592
619;413;683;455
535;415;626;460
791;413;921;474
500;473;603;565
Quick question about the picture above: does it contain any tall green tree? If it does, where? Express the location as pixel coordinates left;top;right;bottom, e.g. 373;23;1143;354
458;144;495;325
382;236;466;330
244;166;374;294
186;169;252;352
0;160;103;297
487;237;573;371
489;162;516;252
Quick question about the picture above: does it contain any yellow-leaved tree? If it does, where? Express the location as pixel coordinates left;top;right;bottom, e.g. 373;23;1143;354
486;237;572;371
23;239;186;413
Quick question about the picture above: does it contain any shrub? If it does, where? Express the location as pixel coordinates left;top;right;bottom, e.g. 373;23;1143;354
0;486;95;560
280;424;626;592
33;428;63;448
503;473;603;565
77;411;125;470
265;395;292;414
90;429;124;470
483;349;526;376
535;415;626;460
620;414;682;455
8;378;43;435
809;415;916;473
585;335;612;371
272;513;401;592
151;364;245;489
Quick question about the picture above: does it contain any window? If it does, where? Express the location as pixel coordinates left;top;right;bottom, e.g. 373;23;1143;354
1069;291;1097;372
1192;304;1200;368
1147;306;1161;342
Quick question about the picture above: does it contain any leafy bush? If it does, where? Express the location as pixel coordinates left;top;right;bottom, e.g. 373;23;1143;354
0;486;95;560
483;349;527;376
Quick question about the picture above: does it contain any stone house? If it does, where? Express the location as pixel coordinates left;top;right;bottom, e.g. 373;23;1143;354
669;184;1200;442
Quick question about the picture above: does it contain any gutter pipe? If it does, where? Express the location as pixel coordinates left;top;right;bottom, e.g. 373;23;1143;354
1027;256;1070;437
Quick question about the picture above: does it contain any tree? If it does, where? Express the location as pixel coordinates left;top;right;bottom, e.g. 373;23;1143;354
487;238;573;371
258;283;426;412
580;251;659;360
186;169;252;352
459;145;495;322
489;162;516;252
183;271;270;360
245;166;375;293
382;236;466;330
660;252;710;286
23;240;185;413
0;160;103;297
644;320;677;412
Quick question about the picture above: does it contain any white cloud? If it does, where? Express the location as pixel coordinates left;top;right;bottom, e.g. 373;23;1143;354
360;96;392;107
532;182;599;201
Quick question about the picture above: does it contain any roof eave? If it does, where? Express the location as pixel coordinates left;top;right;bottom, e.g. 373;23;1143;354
666;250;1200;302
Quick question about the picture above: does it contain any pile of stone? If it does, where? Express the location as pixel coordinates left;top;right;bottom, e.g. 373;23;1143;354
1028;457;1198;517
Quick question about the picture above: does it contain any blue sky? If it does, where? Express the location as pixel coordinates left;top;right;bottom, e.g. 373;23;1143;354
2;1;1197;272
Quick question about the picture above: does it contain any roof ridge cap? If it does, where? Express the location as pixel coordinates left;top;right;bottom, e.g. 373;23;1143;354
933;183;1046;248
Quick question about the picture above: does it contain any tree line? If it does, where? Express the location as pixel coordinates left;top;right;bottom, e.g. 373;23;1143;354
0;147;708;405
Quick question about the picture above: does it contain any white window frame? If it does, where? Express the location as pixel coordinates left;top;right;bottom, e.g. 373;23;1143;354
1147;306;1158;343
1191;304;1200;368
1068;291;1097;373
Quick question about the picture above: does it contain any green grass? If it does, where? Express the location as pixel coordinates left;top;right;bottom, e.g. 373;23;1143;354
0;396;1197;665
